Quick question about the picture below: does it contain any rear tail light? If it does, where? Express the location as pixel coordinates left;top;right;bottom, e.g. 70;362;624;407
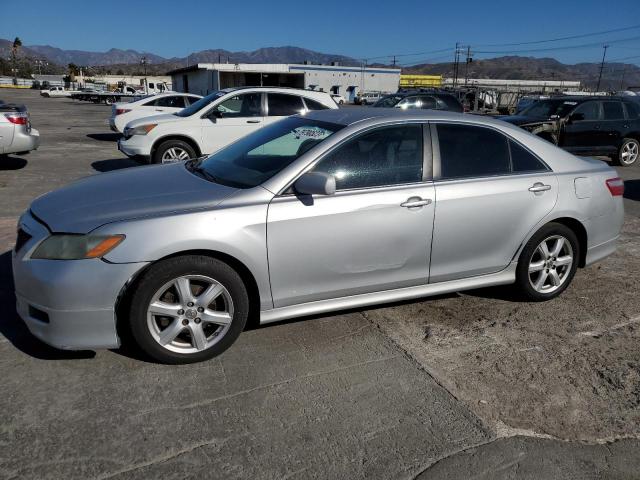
4;112;28;125
115;109;131;115
606;177;624;196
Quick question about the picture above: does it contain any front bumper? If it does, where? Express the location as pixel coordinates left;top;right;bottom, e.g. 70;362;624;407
118;135;151;159
12;212;148;350
5;127;40;154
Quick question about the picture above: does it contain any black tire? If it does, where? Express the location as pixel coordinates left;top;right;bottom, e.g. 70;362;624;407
152;139;197;164
612;137;639;167
515;222;579;301
127;256;249;364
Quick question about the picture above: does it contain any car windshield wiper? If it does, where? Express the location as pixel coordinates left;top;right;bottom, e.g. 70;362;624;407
185;159;220;184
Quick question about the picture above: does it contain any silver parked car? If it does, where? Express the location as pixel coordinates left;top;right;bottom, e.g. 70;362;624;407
13;108;624;363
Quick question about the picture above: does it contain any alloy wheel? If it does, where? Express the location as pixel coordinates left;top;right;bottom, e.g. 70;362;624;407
161;146;191;163
146;275;234;354
621;141;639;165
528;235;574;294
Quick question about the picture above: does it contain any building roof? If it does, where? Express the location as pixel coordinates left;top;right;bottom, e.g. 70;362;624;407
167;63;401;76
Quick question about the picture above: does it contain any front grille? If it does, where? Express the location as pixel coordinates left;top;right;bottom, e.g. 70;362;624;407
15;228;32;253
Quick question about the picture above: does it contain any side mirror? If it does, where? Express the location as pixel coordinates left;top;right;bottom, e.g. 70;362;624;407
294;172;336;196
569;112;584;123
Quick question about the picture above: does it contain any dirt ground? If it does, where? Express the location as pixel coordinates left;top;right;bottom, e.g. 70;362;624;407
365;212;640;442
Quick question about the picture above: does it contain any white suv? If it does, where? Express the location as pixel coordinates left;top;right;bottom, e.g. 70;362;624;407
118;87;337;163
109;93;202;133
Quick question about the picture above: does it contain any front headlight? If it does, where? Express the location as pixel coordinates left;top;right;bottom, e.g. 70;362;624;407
125;123;157;137
32;234;125;260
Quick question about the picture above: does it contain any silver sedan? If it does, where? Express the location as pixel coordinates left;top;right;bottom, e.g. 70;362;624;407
13;108;624;363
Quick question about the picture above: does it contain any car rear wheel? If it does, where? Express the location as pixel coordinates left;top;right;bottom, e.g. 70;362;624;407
613;138;639;166
514;223;579;301
153;139;197;164
127;256;249;364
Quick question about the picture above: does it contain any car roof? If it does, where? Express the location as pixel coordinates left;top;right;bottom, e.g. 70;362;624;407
302;107;507;127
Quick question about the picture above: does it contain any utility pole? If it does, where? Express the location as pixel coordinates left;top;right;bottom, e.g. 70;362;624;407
140;56;148;93
452;42;459;88
464;46;472;86
392;55;396;67
596;45;608;92
619;65;627;91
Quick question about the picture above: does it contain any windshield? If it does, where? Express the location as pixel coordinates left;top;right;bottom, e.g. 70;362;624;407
186;117;344;189
374;95;403;108
175;90;227;117
520;99;577;118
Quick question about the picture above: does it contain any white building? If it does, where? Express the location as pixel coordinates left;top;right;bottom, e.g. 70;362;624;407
168;63;401;103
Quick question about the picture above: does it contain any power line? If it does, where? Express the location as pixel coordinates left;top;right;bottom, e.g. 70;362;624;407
475;24;640;47
474;34;640;55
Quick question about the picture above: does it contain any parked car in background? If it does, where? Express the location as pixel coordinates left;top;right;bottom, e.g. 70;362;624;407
0;101;39;157
40;86;71;98
514;95;549;114
500;96;640;166
14;108;623;363
118;86;337;163
109;93;202;133
373;91;464;113
355;91;384;105
331;94;346;105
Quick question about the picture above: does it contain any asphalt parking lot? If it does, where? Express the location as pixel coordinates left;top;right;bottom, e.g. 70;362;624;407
1;89;640;479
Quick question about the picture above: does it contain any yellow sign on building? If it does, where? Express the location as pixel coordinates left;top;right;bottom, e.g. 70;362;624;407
400;74;443;88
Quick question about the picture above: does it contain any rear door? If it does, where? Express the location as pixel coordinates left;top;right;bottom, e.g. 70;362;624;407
430;122;557;283
200;92;264;154
600;100;626;154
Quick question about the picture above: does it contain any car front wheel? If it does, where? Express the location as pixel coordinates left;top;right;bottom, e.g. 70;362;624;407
127;256;249;364
153;139;197;164
514;223;579;301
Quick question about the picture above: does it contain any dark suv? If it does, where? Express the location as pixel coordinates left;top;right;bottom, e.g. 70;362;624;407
500;96;640;166
373;91;464;113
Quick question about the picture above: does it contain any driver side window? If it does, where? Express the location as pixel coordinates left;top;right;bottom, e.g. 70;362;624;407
310;124;424;190
213;93;262;118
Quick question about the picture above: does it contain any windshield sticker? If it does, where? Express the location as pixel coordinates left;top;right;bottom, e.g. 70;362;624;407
563;101;577;105
293;127;330;139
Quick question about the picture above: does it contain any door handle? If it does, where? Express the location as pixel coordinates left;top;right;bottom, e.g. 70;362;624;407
401;197;432;208
246;120;261;124
528;183;551;193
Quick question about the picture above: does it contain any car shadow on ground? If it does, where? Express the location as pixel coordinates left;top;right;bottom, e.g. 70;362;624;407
624;179;640;201
0;250;96;360
92;158;142;172
86;133;121;142
0;156;27;170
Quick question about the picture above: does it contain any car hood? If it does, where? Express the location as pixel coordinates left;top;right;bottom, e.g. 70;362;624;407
497;114;549;126
125;113;181;128
30;162;238;233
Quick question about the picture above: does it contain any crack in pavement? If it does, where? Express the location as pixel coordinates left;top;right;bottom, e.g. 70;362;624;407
131;354;400;418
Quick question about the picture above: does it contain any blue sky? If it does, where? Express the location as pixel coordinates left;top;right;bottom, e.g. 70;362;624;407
3;0;640;65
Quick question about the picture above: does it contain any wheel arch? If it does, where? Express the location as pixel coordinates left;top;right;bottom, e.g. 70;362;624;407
518;217;588;268
151;135;202;160
115;249;261;345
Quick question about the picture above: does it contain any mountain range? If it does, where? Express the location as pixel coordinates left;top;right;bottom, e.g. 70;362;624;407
2;39;639;90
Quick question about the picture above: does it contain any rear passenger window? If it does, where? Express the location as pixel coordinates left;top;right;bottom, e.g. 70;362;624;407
268;94;305;116
510;140;548;173
187;96;201;105
625;102;640;119
311;125;423;190
602;102;624;120
304;98;328;110
437;124;510;179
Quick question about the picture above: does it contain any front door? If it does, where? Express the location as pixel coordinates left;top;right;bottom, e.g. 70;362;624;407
267;123;434;307
561;100;604;153
200;92;264;154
